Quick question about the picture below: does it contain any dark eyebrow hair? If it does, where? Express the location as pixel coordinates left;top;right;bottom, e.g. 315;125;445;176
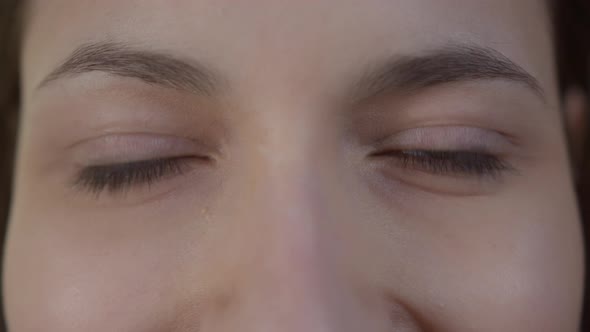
38;41;220;95
39;42;543;105
353;43;545;103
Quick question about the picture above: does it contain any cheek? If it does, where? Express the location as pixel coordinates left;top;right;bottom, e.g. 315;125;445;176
3;216;174;330
2;193;228;331
3;143;584;331
386;185;584;330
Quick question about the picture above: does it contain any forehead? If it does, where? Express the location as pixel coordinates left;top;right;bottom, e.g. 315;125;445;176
22;0;556;102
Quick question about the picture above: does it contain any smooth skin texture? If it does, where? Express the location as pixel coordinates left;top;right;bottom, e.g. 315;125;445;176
3;0;586;331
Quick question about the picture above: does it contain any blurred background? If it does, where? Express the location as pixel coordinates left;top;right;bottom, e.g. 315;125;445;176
557;1;590;330
0;1;588;331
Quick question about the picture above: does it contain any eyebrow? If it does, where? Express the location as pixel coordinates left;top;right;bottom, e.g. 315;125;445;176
38;41;220;95
352;43;544;103
40;41;543;104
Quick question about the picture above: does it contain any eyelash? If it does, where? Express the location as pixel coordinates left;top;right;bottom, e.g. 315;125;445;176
373;149;512;178
74;157;195;194
74;150;509;195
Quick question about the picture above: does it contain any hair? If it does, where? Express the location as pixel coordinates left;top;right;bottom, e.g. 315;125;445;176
0;0;588;330
0;0;20;236
552;2;590;329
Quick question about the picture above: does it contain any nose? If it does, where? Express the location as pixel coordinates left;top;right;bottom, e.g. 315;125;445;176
200;186;387;331
193;143;421;332
167;103;424;331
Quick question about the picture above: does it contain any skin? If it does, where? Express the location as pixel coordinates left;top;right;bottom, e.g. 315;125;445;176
2;0;586;331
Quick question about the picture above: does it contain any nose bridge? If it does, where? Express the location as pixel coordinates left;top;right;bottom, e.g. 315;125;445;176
230;171;358;332
194;105;414;331
227;104;358;329
252;112;337;293
245;98;337;249
260;171;335;295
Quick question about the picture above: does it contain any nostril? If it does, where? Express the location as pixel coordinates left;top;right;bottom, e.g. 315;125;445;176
387;296;430;332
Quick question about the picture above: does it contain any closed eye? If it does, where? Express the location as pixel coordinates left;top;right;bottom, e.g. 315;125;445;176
370;149;513;178
73;156;206;195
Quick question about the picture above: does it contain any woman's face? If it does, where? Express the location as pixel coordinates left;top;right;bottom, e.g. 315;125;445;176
3;0;585;331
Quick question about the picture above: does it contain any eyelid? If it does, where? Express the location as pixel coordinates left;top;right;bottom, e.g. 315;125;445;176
366;126;519;190
69;133;218;166
373;126;516;154
367;149;517;197
73;156;203;195
381;149;513;178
